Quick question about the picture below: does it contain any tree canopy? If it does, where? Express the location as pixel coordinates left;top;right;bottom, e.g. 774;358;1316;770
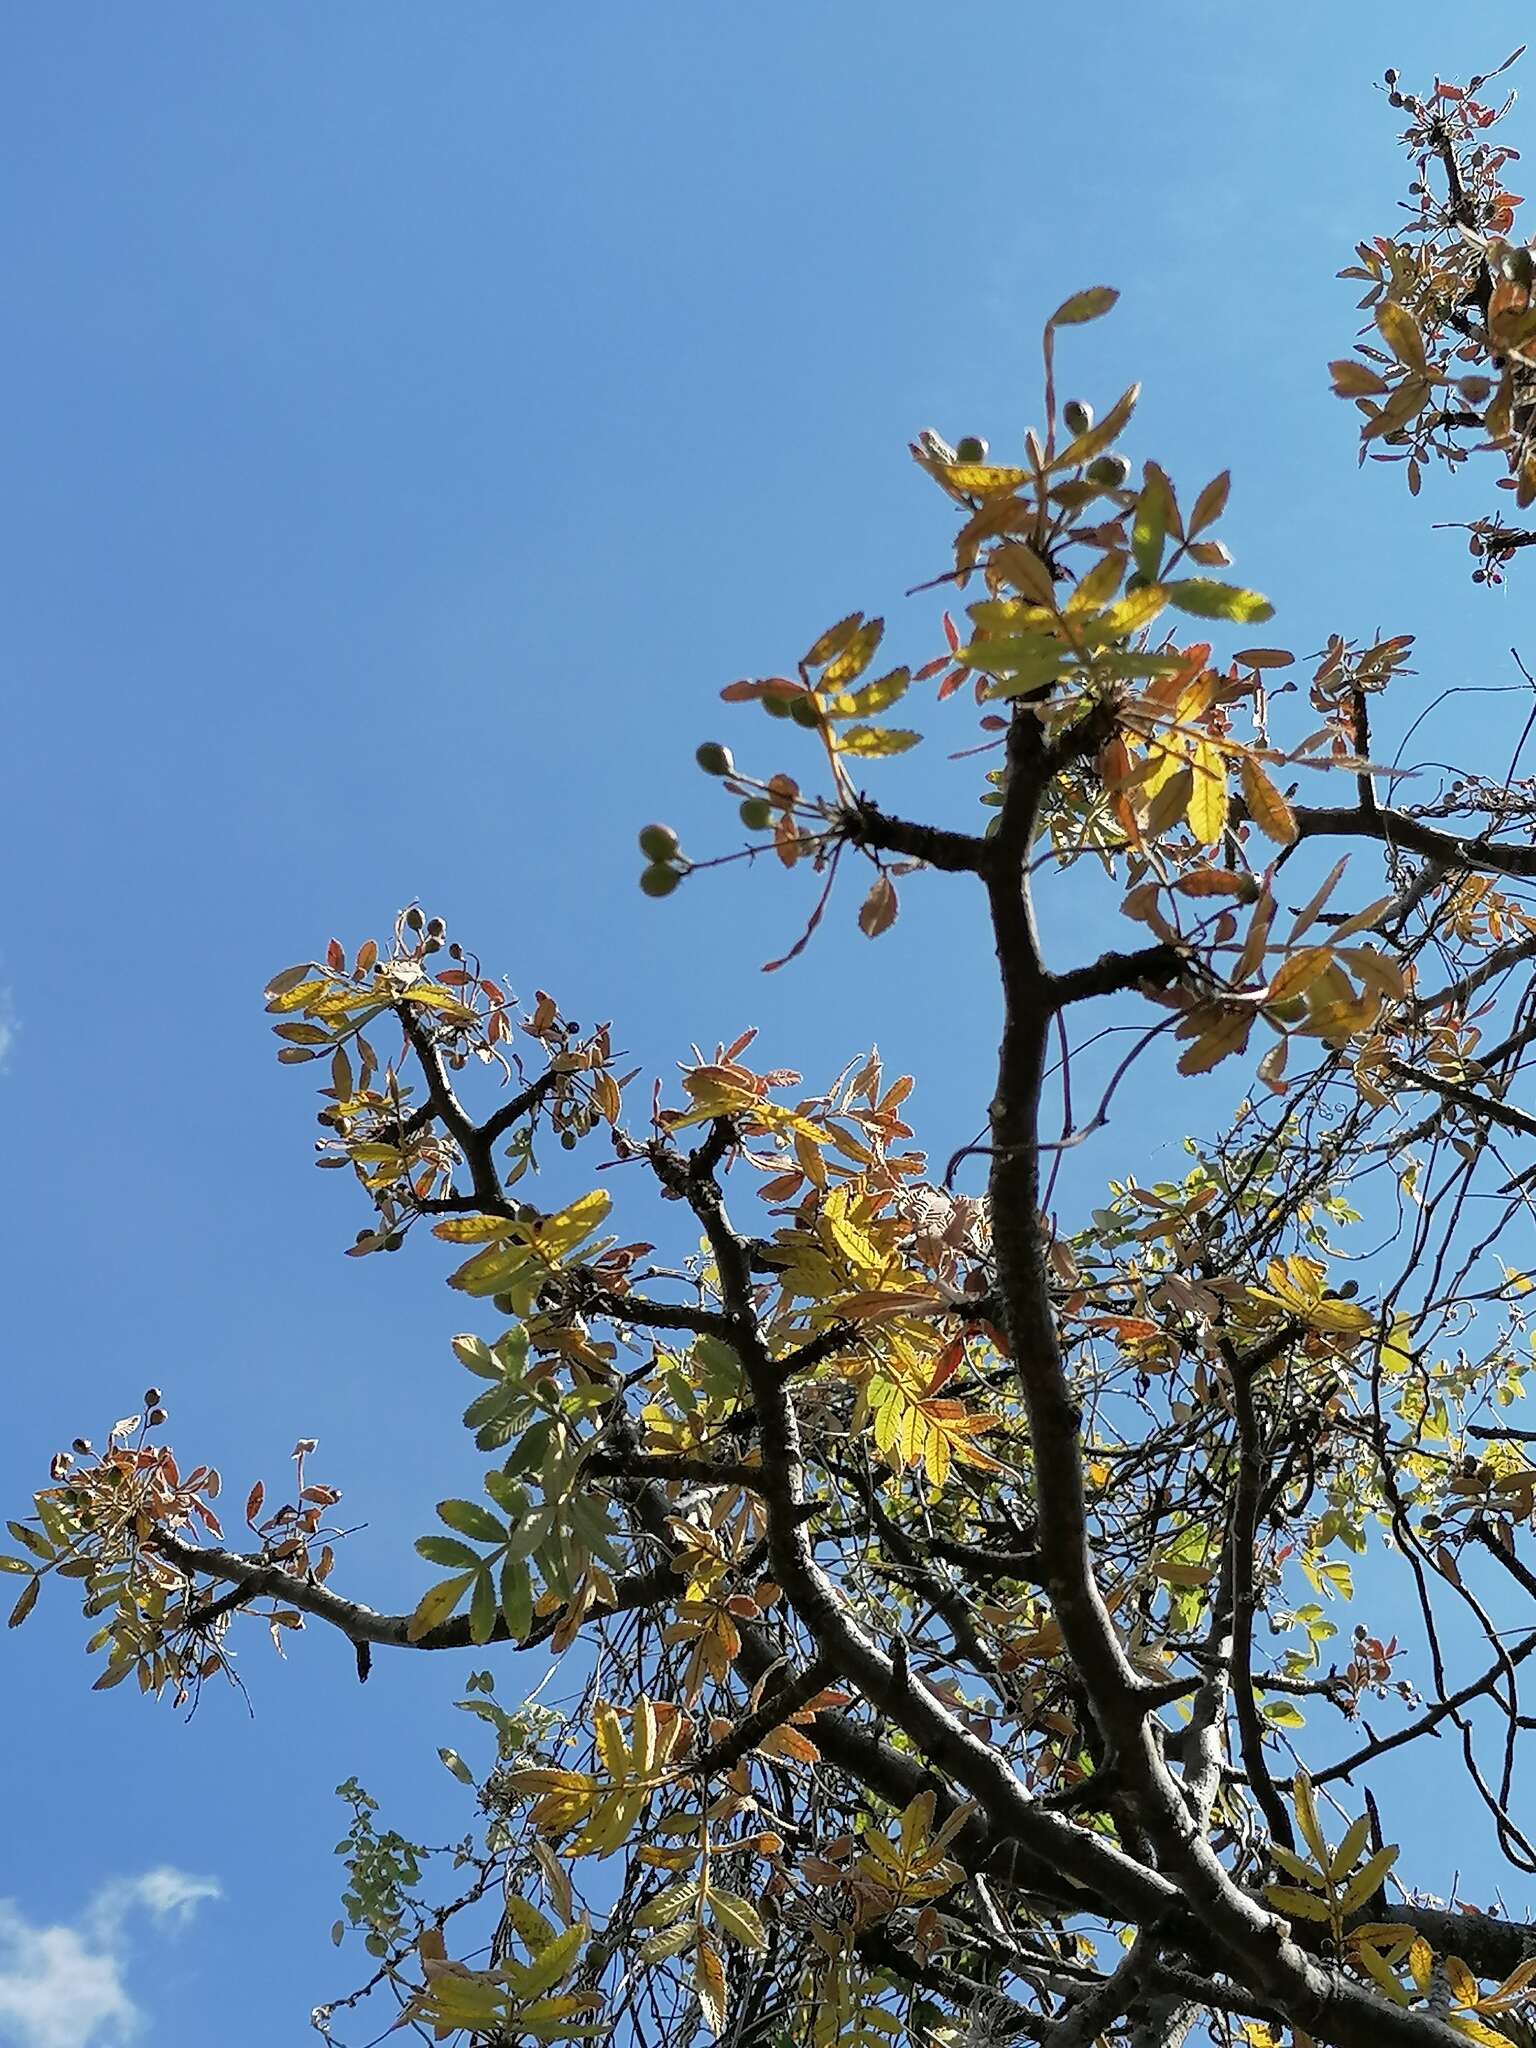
18;51;1536;2048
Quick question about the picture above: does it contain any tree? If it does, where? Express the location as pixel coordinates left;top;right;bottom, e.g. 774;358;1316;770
15;52;1536;2048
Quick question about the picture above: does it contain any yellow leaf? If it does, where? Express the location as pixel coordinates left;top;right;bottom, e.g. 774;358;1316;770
1176;1007;1253;1075
1065;549;1127;616
940;462;1030;492
1239;756;1298;846
695;1935;728;2035
1091;584;1169;639
803;613;864;668
1376;299;1427;376
408;1573;473;1641
1292;1770;1328;1865
821;618;885;687
1188;739;1229;846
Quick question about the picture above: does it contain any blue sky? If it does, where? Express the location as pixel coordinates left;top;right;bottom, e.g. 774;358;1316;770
6;7;1536;2043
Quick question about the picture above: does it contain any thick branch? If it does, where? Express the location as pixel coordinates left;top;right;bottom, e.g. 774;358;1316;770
841;798;989;874
152;1532;675;1654
1291;804;1536;880
1049;944;1187;1009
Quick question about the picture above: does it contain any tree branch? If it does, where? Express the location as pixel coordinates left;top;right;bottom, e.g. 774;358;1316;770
1291;804;1536;880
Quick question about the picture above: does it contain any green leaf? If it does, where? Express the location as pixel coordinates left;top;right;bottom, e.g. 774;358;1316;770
416;1535;485;1570
501;1556;533;1642
517;1920;587;2000
707;1888;767;1950
437;1499;508;1544
1050;285;1119;327
452;1333;504;1379
1165;578;1274;624
470;1569;499;1645
1132;475;1170;581
1260;1697;1306;1729
7;1522;54;1562
7;1575;39;1628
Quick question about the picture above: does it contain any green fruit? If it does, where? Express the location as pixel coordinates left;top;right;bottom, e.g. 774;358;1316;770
1125;571;1150;593
1086;454;1131;488
695;742;734;776
954;435;988;464
789;696;822;728
763;693;792;718
739;797;773;830
638;823;680;862
640;863;682;898
1063;399;1093;436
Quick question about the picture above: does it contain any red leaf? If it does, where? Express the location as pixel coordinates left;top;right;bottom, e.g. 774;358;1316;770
245;1482;265;1526
924;1334;965;1395
326;938;346;973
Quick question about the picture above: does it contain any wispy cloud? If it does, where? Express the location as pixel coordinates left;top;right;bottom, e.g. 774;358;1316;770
0;1869;220;2048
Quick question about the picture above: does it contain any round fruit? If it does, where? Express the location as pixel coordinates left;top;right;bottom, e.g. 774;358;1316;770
789;696;822;728
763;694;792;718
640;863;682;898
1063;399;1094;436
954;434;988;464
1124;570;1150;593
739;797;773;830
695;742;734;776
1086;454;1131;488
638;823;680;861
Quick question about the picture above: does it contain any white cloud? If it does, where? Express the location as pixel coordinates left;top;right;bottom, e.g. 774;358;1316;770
0;1868;220;2048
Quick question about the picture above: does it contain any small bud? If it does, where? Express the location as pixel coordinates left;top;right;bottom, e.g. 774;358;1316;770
954;434;988;464
1062;398;1093;436
695;742;733;776
143;1388;163;1408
